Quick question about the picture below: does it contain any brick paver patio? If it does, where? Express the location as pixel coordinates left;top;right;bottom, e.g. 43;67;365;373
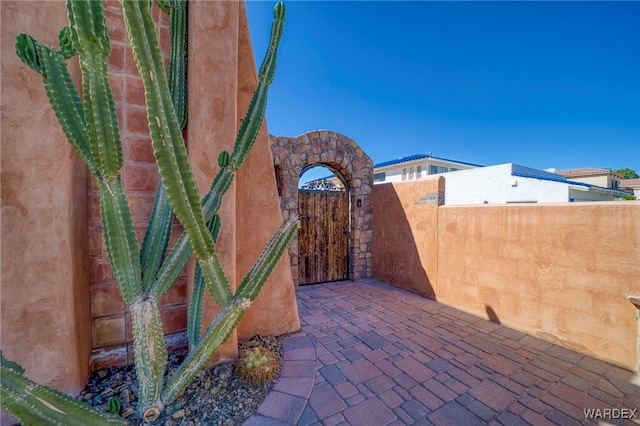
245;279;640;425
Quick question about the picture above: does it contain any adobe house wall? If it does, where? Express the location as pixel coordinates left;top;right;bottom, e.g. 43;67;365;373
1;1;91;394
373;178;640;370
235;3;300;339
1;1;299;412
186;0;241;365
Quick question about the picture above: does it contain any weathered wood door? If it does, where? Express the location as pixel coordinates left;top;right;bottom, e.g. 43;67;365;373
298;190;349;285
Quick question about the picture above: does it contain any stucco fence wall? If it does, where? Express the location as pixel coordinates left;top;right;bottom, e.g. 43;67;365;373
373;177;640;371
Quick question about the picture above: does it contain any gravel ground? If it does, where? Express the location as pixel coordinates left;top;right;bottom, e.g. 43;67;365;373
80;335;283;425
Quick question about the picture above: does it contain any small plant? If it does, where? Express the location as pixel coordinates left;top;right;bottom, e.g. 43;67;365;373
2;0;296;423
237;347;280;384
107;397;122;415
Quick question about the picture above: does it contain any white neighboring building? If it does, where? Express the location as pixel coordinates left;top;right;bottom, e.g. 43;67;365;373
317;153;481;187
373;154;481;184
443;164;627;205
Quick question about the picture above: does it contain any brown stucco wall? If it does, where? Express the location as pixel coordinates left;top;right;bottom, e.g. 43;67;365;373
372;179;442;299
373;179;640;370
1;1;92;421
235;2;300;339
437;202;639;370
187;0;240;364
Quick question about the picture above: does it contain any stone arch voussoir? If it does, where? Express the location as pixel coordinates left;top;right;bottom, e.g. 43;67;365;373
271;130;373;286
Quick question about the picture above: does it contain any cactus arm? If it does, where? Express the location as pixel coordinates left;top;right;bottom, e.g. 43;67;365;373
201;167;234;222
15;32;42;73
58;26;76;59
130;294;168;422
198;256;233;304
121;0;214;260
168;0;188;129
141;0;187;292
187;262;205;347
122;0;235;306
258;2;286;80
161;298;248;405
164;216;298;405
150;167;232;297
155;0;170;14
230;1;285;171
15;34;98;177
187;214;220;346
151;233;232;305
99;178;142;304
149;210;224;300
0;352;126;425
141;184;173;291
149;218;231;306
19;1;141;305
150;1;286;304
151;230;191;296
236;215;298;301
66;0;122;180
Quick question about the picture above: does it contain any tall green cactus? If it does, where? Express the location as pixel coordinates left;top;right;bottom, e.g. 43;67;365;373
7;0;297;422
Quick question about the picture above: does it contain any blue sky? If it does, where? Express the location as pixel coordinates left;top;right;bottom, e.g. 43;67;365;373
245;1;640;182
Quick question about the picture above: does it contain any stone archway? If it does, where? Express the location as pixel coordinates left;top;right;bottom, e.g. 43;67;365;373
271;130;373;286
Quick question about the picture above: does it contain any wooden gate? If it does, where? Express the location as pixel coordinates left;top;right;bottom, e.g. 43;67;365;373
298;190;349;285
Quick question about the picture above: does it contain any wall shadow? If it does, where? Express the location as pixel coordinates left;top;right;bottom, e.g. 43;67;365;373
371;183;436;299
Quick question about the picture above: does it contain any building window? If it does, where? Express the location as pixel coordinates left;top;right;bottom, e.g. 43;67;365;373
429;165;448;174
402;168;407;180
374;172;386;182
450;167;458;172
416;165;422;178
409;167;415;180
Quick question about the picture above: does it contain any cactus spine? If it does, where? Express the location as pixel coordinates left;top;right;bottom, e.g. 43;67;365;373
11;0;296;421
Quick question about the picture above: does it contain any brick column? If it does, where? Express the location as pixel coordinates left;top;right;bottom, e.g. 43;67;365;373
89;1;187;369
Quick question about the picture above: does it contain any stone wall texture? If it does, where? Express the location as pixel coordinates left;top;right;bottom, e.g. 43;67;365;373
1;1;300;412
373;178;640;371
271;130;374;285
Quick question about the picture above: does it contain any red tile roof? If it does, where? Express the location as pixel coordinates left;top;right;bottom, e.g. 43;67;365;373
555;168;622;178
620;178;640;187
